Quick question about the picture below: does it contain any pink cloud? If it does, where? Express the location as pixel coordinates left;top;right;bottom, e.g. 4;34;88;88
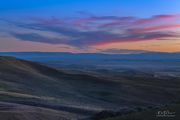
134;24;180;32
15;14;180;47
135;14;179;25
100;14;180;28
73;16;131;28
94;32;179;46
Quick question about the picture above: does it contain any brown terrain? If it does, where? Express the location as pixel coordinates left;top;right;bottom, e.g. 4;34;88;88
0;56;180;120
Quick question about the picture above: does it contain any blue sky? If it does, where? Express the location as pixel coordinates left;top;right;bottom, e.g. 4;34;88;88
0;0;180;52
1;0;180;16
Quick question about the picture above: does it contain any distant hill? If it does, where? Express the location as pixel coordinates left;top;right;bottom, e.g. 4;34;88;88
0;56;107;119
0;52;180;60
0;52;180;73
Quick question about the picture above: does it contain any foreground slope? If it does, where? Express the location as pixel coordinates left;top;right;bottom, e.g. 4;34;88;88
0;56;180;120
0;101;81;120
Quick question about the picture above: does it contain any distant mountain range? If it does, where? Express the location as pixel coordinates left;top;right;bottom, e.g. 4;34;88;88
0;51;180;60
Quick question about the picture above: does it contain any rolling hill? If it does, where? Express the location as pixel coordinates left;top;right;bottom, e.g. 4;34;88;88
0;56;180;120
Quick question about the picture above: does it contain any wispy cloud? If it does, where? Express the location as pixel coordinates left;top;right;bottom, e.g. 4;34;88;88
11;32;68;44
131;24;180;32
30;16;64;25
8;13;180;47
73;14;179;28
94;32;179;46
135;14;178;25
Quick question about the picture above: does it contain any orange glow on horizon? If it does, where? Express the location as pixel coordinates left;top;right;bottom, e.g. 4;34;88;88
95;39;180;53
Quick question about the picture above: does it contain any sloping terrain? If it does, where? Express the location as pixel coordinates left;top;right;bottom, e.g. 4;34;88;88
0;56;180;120
0;101;81;120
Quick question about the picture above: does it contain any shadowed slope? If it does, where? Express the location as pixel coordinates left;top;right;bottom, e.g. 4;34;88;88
0;56;180;120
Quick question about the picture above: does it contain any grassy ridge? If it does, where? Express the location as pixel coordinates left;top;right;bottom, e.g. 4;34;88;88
0;56;180;120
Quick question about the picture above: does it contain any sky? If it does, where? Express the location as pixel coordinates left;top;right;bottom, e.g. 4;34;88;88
0;0;180;53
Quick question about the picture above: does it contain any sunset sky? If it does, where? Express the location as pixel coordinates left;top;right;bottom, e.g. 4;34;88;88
0;0;180;53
